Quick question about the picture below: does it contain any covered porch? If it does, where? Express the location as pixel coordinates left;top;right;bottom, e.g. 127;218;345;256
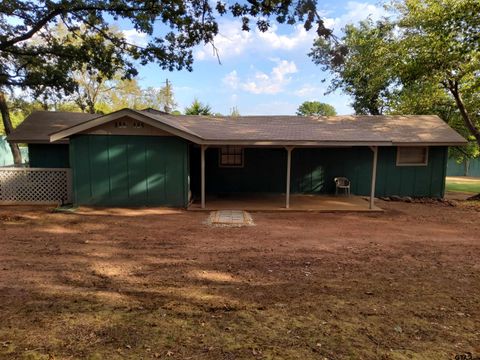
190;145;380;211
188;193;382;212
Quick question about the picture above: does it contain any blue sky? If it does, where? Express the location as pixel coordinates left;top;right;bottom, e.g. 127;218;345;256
119;0;387;115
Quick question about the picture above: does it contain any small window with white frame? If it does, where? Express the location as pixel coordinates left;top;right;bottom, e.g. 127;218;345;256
219;146;244;167
396;146;428;166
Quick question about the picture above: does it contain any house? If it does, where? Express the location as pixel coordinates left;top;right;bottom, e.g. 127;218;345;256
7;109;466;209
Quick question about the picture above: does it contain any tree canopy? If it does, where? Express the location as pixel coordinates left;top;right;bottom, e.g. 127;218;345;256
184;99;212;116
309;19;398;115
296;101;336;116
309;0;480;154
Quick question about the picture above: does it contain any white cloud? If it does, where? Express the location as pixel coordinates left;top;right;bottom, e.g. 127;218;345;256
293;84;326;97
195;20;253;61
194;2;388;61
222;70;240;90
224;60;298;95
122;29;148;46
323;1;388;34
256;24;315;51
195;19;316;61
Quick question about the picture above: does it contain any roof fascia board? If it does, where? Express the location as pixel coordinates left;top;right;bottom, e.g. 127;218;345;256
201;140;466;146
7;139;69;144
200;140;393;146
50;109;204;143
392;141;467;146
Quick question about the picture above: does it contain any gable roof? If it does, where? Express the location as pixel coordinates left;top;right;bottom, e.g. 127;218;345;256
142;111;467;146
7;111;100;144
9;108;467;146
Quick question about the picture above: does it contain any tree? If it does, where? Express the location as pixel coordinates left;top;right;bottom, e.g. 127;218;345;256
158;79;176;113
1;0;331;164
230;106;241;117
309;0;480;150
140;80;177;114
71;68;116;114
394;0;480;148
185;99;212;116
309;19;398;115
296;101;336;116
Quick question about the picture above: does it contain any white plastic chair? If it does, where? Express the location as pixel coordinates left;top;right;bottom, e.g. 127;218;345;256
334;177;351;196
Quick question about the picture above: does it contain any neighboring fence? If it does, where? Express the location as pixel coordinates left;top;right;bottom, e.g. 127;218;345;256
0;167;72;204
447;158;480;177
0;136;29;166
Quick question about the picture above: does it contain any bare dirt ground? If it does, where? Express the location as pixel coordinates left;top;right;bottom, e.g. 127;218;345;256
0;201;479;360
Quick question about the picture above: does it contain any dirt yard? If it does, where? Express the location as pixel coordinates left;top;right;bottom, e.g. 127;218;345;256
1;201;479;360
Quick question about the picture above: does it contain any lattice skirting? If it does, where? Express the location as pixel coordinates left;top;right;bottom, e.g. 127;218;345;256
0;168;72;204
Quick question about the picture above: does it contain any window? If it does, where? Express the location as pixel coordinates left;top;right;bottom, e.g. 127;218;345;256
133;121;145;128
396;146;428;166
219;146;244;167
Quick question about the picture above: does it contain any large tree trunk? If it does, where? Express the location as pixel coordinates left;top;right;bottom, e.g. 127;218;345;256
0;92;22;165
447;79;480;147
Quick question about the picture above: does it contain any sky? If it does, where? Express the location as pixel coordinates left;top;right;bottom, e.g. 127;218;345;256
118;0;388;116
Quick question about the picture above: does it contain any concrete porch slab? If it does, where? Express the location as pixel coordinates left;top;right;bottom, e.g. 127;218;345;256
189;194;383;212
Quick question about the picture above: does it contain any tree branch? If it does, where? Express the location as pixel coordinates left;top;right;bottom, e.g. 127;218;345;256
0;3;158;51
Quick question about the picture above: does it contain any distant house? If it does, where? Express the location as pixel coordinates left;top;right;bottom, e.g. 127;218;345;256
7;109;466;208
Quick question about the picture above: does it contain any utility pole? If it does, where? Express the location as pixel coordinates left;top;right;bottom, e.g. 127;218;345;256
163;79;172;113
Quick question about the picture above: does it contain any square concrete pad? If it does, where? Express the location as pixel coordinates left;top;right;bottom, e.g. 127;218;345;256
207;210;254;226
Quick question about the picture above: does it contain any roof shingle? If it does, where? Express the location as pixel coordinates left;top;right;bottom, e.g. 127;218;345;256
8;109;467;146
7;111;100;143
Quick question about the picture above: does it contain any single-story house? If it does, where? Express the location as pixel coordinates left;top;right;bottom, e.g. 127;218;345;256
7;108;466;208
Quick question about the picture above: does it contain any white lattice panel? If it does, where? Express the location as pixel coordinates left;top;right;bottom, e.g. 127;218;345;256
0;168;72;204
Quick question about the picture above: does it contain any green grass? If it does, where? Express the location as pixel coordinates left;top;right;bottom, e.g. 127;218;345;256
445;176;480;193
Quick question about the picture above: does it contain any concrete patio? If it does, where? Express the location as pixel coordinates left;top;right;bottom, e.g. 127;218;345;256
189;194;382;212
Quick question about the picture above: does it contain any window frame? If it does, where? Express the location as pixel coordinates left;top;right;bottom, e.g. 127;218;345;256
218;146;244;168
396;146;429;167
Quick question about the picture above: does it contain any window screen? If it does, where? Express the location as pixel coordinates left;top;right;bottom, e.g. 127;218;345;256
219;146;244;167
397;146;428;166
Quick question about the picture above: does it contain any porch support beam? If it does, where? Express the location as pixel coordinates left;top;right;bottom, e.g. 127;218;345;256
369;146;378;210
285;146;294;209
201;145;208;209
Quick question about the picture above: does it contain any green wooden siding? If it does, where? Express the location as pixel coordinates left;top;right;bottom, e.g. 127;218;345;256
70;135;188;207
197;148;286;194
195;146;448;198
28;144;69;168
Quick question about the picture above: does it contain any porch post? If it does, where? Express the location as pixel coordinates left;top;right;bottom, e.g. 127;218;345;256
285;147;294;208
369;146;378;209
201;145;207;209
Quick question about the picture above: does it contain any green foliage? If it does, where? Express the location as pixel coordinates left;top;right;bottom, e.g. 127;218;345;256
309;19;397;115
0;0;329;95
184;99;212;116
446;177;480;194
309;0;480;159
296;101;336;116
394;0;480;147
230;106;240;117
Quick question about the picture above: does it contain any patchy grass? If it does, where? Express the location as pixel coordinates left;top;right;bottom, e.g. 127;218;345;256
446;176;480;193
0;204;479;359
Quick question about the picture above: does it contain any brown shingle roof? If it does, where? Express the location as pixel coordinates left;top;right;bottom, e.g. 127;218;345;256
141;112;466;145
11;109;466;146
7;111;100;143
